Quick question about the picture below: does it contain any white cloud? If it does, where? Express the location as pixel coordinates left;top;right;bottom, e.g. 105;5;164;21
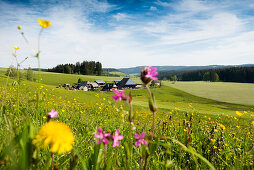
0;0;254;69
150;6;157;11
112;13;130;21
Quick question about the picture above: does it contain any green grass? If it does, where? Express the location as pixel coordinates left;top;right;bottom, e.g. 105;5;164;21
164;81;254;105
130;86;253;116
0;73;253;169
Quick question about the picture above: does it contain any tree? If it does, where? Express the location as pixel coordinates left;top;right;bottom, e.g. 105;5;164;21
210;71;219;82
65;65;72;74
26;67;33;81
6;65;23;80
171;75;177;84
203;72;210;81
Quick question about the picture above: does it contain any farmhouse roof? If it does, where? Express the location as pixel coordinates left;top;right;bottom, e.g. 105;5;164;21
79;81;89;87
90;82;99;87
118;78;136;89
95;80;105;84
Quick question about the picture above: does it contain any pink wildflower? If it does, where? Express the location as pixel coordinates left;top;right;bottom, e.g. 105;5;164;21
112;130;124;147
134;132;148;147
112;89;125;102
47;109;58;118
94;127;111;145
145;66;158;80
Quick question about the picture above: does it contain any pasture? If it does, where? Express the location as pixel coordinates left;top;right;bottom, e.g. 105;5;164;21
0;70;253;169
165;81;254;105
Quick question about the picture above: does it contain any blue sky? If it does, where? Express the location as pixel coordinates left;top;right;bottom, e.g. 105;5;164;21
1;0;254;69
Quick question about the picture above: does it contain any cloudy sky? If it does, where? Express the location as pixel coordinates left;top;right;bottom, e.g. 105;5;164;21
1;0;254;69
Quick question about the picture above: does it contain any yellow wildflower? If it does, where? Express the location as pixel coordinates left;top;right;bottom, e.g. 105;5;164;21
214;129;219;133
38;18;51;28
211;139;216;142
247;132;251;135
33;121;74;154
236;111;243;117
251;121;254;126
213;146;217;149
219;124;226;130
175;107;180;111
236;125;240;129
13;46;19;50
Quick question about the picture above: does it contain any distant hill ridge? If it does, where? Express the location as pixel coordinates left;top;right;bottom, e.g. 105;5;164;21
114;64;254;75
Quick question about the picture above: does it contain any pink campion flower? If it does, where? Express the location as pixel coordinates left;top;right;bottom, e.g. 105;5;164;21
47;109;58;118
112;89;125;102
112;129;124;147
134;132;148;147
145;66;158;81
94;127;111;145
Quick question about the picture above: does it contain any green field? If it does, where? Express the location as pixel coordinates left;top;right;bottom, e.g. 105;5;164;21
0;69;253;169
165;81;254;106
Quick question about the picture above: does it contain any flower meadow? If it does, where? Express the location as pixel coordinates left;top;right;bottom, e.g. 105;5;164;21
0;20;254;170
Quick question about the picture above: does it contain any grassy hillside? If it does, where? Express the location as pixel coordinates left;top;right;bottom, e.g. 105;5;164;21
165;81;254;106
0;72;253;169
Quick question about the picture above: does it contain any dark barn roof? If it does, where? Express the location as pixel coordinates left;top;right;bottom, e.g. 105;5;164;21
78;81;89;87
118;78;136;89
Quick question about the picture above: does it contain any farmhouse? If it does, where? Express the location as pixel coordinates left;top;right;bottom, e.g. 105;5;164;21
113;80;121;86
117;78;137;89
102;83;117;91
150;80;160;87
95;80;105;87
89;82;99;90
78;81;89;91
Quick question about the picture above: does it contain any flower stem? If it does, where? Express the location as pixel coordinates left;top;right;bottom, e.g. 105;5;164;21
51;152;54;170
104;144;107;169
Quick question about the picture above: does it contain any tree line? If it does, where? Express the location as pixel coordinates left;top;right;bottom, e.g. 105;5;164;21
47;61;102;75
158;66;254;83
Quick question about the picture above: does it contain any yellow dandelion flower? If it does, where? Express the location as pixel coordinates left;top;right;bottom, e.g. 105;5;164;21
175;107;180;111
219;124;226;130
213;146;217;149
33;121;74;154
38;18;51;28
211;139;216;142
236;111;243;117
13;46;19;50
236;125;240;129
214;129;219;133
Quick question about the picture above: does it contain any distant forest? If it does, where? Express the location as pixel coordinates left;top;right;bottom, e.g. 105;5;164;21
158;66;254;83
48;61;102;75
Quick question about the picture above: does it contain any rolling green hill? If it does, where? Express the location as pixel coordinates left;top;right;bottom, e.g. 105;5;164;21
165;81;254;106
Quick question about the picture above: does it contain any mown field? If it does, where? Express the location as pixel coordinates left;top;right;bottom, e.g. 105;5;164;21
165;81;254;106
0;70;253;169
